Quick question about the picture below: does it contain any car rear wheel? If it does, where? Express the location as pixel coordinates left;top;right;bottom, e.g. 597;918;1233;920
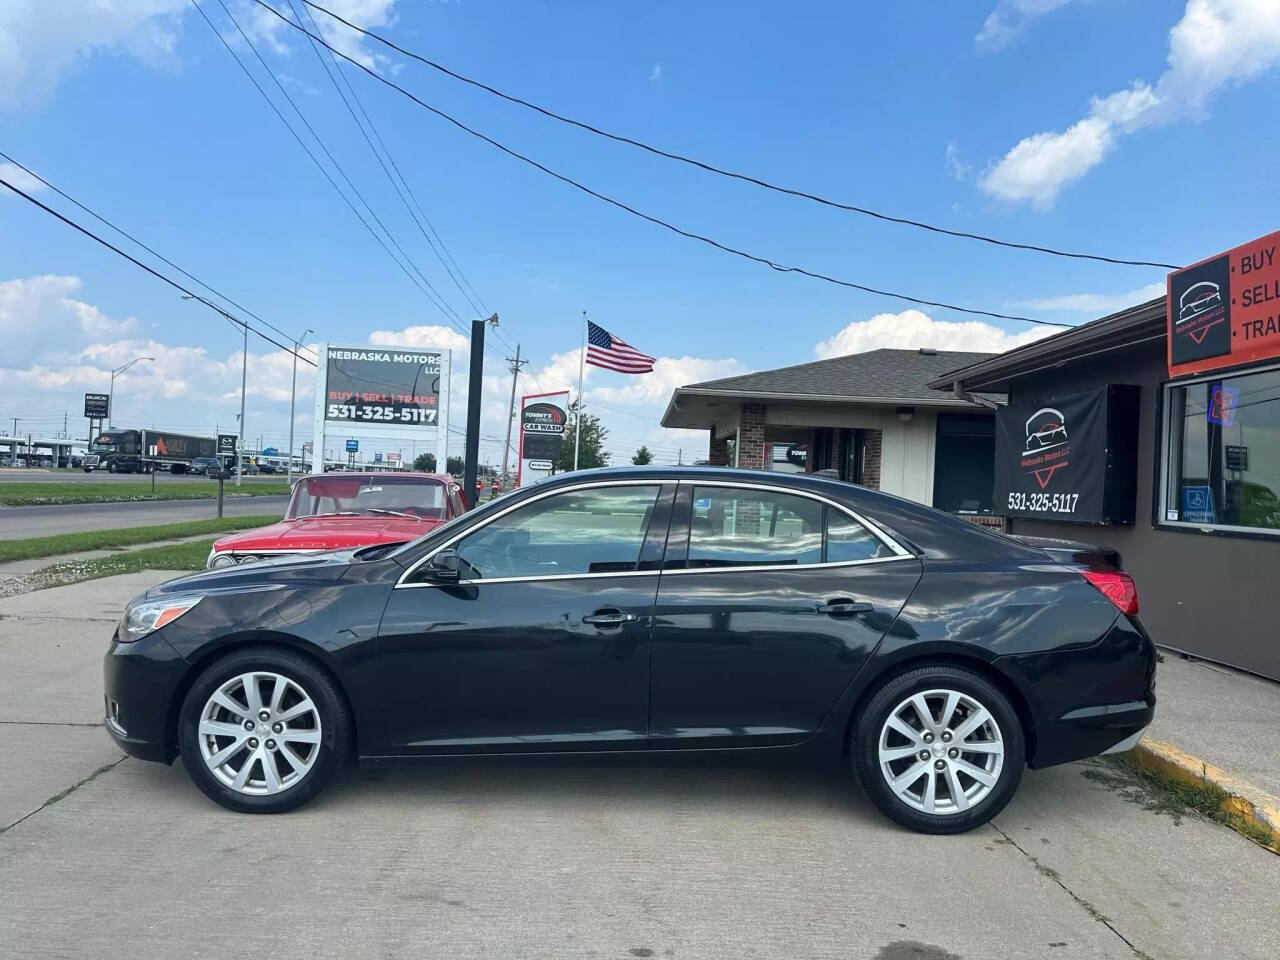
178;647;351;813
852;664;1024;834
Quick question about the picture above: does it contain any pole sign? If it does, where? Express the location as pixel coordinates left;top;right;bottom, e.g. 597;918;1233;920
993;386;1139;525
83;393;109;419
345;439;359;453
217;434;237;457
1168;229;1280;378
517;390;569;488
312;343;450;475
386;452;401;463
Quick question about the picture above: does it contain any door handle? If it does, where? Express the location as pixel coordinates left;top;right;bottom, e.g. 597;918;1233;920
816;598;873;617
583;609;637;627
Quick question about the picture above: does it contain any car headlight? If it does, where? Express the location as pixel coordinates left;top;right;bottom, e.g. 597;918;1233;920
119;596;202;643
208;551;237;569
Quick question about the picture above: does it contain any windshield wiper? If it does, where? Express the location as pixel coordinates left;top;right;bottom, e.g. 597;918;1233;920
297;511;360;519
363;508;423;521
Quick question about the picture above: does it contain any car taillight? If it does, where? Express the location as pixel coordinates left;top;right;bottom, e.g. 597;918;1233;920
1081;569;1139;616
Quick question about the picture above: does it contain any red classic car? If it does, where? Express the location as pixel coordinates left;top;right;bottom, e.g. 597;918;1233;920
206;472;466;569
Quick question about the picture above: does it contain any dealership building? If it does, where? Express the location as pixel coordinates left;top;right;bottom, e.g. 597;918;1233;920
661;347;1004;524
931;230;1280;681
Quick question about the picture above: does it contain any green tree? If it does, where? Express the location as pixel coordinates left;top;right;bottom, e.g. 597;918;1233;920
631;445;653;465
413;452;436;472
446;455;464;475
556;400;611;472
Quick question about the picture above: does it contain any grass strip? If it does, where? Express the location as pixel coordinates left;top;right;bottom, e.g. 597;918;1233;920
1082;754;1278;852
31;538;218;589
0;480;290;506
0;516;278;564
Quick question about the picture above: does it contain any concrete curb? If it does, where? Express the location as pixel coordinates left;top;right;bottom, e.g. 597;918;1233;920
1131;737;1280;852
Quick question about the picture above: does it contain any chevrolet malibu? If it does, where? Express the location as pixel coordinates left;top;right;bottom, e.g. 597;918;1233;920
104;467;1155;833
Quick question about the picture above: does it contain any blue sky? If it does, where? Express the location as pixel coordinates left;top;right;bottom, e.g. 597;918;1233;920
1;0;1278;464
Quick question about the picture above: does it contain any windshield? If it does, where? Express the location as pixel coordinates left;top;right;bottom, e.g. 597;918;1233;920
287;475;446;520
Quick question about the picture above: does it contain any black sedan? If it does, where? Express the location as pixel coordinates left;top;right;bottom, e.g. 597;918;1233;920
104;467;1155;832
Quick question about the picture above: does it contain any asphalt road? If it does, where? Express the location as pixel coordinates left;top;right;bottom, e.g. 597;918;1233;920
0;496;289;537
1;573;1277;960
0;469;287;484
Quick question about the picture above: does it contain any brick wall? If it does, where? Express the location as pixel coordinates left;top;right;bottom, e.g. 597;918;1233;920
737;403;767;470
862;429;882;489
707;431;729;466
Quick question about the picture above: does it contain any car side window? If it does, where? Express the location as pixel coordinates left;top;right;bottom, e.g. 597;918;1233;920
826;509;893;563
687;486;823;568
451;485;661;580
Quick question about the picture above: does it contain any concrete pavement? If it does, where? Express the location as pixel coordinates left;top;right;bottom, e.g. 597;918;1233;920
2;573;1278;960
0;495;288;537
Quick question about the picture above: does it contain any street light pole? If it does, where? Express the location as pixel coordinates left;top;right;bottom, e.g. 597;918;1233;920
287;328;313;486
108;356;154;429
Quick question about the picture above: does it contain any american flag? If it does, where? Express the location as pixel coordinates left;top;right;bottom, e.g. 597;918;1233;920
585;320;655;374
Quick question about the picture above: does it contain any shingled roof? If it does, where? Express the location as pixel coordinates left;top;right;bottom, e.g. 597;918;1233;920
684;348;998;400
661;348;1003;429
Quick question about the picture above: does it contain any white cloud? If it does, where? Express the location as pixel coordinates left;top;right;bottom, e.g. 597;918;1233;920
980;0;1280;206
814;309;1059;360
976;0;1076;51
0;161;46;194
649;63;662;81
944;142;972;181
1012;281;1165;314
0;0;187;107
236;0;401;72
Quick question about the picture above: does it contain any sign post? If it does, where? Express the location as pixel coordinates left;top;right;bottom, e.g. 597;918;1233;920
312;343;449;476
517;390;570;488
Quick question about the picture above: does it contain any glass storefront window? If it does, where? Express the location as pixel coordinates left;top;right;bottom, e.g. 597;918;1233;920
1162;365;1280;534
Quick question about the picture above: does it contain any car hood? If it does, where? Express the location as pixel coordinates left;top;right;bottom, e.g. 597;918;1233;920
211;515;440;552
146;547;364;599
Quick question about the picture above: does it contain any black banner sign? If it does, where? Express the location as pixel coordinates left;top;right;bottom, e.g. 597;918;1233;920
994;388;1109;522
324;348;441;426
84;393;109;418
217;434;237;455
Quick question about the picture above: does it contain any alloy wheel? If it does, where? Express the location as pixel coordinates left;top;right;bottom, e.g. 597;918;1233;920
197;671;322;796
877;688;1004;816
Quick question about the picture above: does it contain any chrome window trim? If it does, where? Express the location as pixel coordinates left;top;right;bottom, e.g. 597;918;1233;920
395;475;912;589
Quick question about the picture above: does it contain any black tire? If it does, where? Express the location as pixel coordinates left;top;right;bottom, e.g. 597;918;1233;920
178;646;352;814
106;461;116;473
851;663;1025;834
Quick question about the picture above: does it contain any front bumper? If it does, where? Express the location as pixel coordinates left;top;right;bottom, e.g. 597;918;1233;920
103;628;190;764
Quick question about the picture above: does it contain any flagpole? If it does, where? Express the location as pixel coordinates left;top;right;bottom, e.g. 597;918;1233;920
574;310;586;471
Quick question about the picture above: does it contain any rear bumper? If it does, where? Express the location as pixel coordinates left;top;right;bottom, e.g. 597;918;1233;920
997;615;1157;769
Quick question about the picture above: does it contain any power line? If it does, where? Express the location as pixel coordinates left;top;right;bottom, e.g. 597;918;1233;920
194;0;506;362
249;2;1071;329
297;0;1178;271
0;150;315;361
287;0;493;325
0;176;314;363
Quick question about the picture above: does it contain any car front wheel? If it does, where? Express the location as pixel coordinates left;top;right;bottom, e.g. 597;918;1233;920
852;664;1024;834
178;648;351;813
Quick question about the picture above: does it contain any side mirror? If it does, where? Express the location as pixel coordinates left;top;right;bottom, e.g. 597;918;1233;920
424;549;461;582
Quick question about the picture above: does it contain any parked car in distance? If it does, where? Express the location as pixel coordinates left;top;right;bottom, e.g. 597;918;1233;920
105;467;1155;831
188;457;222;476
257;462;278;474
205;471;466;569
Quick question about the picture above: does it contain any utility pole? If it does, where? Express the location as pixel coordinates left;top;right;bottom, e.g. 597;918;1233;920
236;321;247;487
463;315;496;507
574;310;586;471
501;344;526;490
287;327;312;486
10;418;17;437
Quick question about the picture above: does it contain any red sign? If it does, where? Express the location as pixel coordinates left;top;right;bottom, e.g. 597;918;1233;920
1167;230;1280;377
